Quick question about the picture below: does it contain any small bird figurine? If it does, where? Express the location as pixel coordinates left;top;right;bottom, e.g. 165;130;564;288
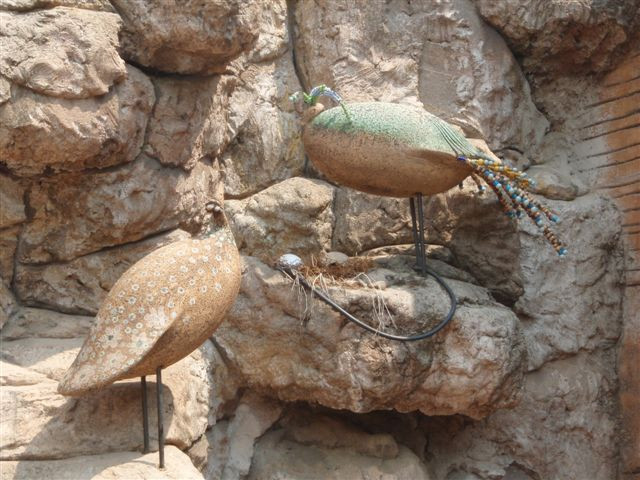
58;194;241;468
291;85;567;266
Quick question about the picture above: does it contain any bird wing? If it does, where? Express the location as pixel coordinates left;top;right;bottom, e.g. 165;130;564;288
58;249;177;396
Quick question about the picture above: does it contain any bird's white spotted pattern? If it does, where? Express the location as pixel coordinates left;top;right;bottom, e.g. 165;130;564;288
58;226;240;396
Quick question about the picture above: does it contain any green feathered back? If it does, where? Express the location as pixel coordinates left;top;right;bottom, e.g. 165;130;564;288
310;102;479;158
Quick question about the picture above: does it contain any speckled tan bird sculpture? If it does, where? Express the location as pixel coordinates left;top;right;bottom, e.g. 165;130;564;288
58;198;241;468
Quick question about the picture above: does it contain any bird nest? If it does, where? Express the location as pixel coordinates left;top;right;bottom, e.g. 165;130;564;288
299;256;375;281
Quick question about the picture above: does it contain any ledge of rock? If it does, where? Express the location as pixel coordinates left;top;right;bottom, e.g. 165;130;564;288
0;446;203;480
215;254;525;419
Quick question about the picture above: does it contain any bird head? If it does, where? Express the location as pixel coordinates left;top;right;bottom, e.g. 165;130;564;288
289;85;350;124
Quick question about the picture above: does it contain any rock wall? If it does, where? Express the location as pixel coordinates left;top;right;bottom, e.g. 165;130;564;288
1;1;638;479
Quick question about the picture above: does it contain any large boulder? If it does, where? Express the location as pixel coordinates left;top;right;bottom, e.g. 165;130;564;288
474;0;640;75
0;7;125;99
0;66;154;177
112;0;259;74
226;177;335;262
18;158;218;263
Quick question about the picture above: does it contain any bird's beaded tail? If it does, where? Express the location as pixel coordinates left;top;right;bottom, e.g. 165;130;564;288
457;154;568;256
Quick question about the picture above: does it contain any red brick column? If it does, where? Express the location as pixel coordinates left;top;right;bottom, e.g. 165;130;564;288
588;53;640;477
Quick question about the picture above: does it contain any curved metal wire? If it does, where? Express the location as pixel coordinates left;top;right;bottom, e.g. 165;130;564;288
277;264;457;342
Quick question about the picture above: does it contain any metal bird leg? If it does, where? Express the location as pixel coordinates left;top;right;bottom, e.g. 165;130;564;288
141;376;150;454
410;194;427;274
156;367;165;469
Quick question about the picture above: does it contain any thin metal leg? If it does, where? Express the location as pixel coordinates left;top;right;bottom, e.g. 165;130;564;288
415;194;427;274
156;367;165;469
141;376;149;454
409;197;421;269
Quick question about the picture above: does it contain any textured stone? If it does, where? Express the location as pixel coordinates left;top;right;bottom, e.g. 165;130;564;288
0;361;51;387
280;407;400;459
0;65;153;177
332;188;412;255
216;255;524;419
15;229;190;314
0;175;25;228
474;0;640;75
0;341;218;459
0;0;114;12
515;193;623;369
0;446;203;480
189;420;231;480
425;182;524;304
226;177;335;262
2;337;82;381
245;0;289;62
0;7;125;98
220;392;282;480
0;281;17;330
145;76;235;170
0;77;9;104
426;352;618;480
249;410;432;480
293;0;547;152
0;226;19;284
1;307;93;340
113;0;259;74
222;56;304;198
19;159;217;263
527;165;580;200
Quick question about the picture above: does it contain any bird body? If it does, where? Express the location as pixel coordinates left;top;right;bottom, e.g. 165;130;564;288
58;218;241;397
303;102;473;197
293;86;567;255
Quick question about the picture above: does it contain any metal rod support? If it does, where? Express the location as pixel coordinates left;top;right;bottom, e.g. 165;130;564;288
415;193;427;275
141;376;149;454
156;367;165;469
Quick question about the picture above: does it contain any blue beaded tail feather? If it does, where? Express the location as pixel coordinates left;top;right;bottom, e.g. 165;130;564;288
457;155;567;257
